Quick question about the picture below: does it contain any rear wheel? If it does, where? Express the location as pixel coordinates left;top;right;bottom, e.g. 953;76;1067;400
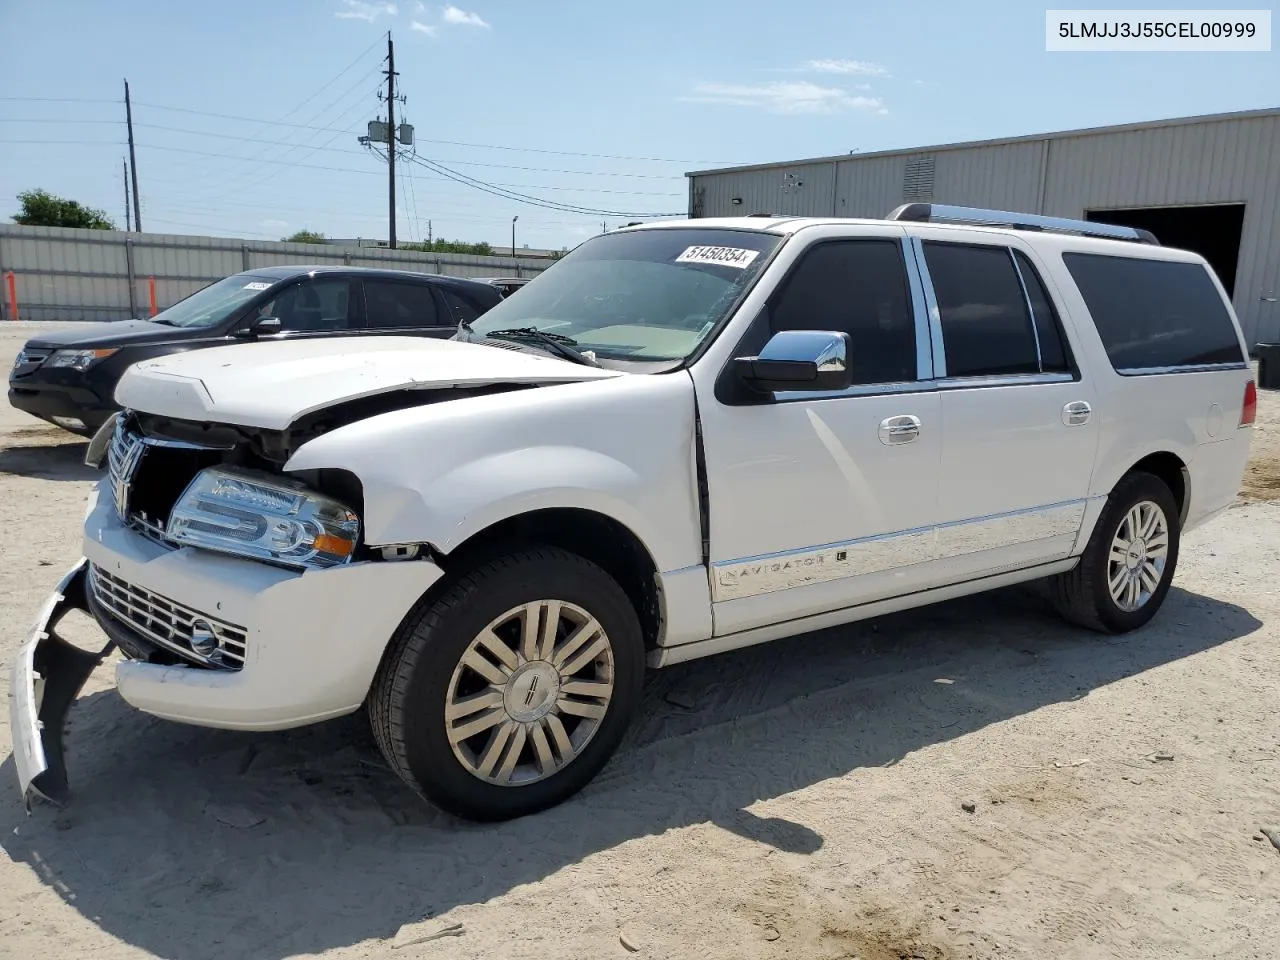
1050;471;1181;634
368;546;644;820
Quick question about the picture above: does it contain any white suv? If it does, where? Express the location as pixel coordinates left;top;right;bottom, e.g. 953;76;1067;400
11;204;1256;821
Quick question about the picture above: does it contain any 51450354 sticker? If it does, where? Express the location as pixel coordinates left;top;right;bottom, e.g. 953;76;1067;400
243;281;273;291
674;246;760;269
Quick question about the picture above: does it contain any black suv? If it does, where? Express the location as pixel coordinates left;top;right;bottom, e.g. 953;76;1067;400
9;265;502;435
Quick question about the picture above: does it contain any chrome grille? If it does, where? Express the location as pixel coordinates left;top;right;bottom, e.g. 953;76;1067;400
89;565;247;670
107;419;147;521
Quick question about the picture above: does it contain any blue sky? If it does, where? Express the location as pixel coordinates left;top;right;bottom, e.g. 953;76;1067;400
1;1;1276;250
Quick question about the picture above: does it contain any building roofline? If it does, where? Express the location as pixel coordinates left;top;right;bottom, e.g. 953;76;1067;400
685;105;1280;178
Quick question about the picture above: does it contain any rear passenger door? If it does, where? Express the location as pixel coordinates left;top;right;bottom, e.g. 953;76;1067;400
361;279;452;337
910;232;1100;581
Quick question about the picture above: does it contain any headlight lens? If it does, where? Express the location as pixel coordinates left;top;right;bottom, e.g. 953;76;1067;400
167;467;360;570
48;348;118;371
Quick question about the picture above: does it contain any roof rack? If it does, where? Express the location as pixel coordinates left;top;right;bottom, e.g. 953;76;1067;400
885;203;1160;245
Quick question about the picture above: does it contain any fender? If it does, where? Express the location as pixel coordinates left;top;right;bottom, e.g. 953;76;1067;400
284;372;705;574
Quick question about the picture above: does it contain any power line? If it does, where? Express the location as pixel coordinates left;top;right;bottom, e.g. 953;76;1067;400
100;100;742;165
0;117;121;124
0;96;119;104
191;64;386;200
126;123;686;179
397;150;682;218
137;143;684;197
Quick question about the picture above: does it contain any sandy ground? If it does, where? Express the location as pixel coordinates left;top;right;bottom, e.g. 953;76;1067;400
0;322;1278;960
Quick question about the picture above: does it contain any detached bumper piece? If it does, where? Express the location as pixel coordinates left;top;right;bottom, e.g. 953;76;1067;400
8;560;114;809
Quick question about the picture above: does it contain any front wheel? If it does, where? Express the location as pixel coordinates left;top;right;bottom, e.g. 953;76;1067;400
368;546;645;821
1050;471;1181;634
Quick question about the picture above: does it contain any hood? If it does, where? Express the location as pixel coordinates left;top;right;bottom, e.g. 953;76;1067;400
25;318;196;348
113;335;623;430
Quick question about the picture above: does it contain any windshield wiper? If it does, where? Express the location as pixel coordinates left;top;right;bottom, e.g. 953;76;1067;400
479;327;599;366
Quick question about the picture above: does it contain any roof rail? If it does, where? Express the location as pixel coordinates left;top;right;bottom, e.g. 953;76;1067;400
885;203;1160;245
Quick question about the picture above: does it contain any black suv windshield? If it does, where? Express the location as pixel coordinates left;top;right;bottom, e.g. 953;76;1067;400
465;228;781;361
153;274;279;329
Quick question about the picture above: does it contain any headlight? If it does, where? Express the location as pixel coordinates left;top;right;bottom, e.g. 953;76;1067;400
48;348;119;371
167;467;360;570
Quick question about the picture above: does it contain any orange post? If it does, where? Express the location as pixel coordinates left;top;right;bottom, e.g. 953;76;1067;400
5;271;16;322
148;276;158;317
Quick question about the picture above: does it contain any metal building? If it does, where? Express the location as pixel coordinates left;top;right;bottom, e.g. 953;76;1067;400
686;107;1280;345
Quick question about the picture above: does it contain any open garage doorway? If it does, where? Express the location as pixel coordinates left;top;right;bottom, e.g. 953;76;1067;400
1085;203;1246;296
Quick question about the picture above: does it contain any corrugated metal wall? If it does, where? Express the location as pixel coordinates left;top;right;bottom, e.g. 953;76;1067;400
689;112;1280;344
0;225;552;323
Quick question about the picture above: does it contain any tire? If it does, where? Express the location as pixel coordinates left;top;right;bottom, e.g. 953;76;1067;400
368;546;645;821
1050;471;1181;634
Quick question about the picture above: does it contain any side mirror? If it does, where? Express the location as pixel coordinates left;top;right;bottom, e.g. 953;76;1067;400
734;330;853;393
234;316;282;339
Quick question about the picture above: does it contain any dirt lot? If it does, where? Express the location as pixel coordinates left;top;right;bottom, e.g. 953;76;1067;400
0;322;1278;960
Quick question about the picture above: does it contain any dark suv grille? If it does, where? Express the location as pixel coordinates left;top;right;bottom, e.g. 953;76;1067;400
11;346;53;378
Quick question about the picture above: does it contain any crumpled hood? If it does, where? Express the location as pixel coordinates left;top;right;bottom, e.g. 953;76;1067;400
113;335;622;429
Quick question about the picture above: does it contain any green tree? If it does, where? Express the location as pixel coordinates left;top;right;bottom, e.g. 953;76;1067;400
401;238;495;256
14;189;115;229
284;229;327;243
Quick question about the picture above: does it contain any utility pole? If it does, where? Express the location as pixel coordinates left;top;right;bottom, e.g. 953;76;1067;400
123;157;132;231
511;215;518;258
124;80;142;232
427;219;432;244
384;33;397;249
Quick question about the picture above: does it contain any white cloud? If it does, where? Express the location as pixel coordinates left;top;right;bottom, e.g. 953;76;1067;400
682;81;885;115
411;19;437;35
442;5;489;27
335;0;397;22
801;58;889;76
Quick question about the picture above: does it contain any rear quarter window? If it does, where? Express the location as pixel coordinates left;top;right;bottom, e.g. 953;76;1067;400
1062;253;1245;372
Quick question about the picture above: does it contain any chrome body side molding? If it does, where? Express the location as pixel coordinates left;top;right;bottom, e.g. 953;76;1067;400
652;558;1080;667
710;499;1093;602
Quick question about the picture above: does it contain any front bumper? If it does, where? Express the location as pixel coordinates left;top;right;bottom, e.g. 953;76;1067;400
10;487;443;805
80;487;443;728
9;560;112;807
8;374;115;432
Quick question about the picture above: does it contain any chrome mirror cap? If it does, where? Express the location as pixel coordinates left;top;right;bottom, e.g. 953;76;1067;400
758;330;849;372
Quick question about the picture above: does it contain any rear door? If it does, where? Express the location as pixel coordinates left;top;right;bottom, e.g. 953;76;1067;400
909;229;1100;581
361;278;452;337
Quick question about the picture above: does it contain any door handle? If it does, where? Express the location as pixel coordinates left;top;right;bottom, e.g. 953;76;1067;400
878;414;921;445
1063;401;1092;426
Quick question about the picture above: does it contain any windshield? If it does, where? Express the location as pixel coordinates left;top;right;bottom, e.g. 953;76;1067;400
465;228;781;361
153;274;279;329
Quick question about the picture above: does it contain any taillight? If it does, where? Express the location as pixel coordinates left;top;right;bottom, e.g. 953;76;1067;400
1240;379;1257;427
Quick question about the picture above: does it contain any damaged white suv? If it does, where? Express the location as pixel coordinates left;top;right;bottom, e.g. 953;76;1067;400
12;205;1255;821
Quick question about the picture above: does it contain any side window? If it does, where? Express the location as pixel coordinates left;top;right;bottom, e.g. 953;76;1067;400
364;280;440;329
441;288;483;326
257;278;354;332
1012;250;1072;373
1062;253;1245;371
769;239;916;385
923;242;1039;378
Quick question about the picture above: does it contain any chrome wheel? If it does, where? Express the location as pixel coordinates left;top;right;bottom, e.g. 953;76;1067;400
1107;500;1169;612
445;600;614;786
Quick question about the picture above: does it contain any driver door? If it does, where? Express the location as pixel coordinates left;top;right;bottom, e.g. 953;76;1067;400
694;230;944;636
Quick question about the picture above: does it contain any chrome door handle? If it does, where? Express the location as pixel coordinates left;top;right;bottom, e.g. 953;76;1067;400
878;414;921;445
1063;401;1092;426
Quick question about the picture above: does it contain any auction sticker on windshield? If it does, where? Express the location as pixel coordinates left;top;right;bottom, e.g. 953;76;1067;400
675;246;760;269
243;282;272;290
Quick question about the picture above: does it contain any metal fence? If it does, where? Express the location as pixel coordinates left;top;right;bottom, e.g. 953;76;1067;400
0;224;554;322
